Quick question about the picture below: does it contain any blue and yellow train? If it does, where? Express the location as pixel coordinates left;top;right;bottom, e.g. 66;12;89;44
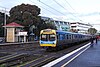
39;29;91;51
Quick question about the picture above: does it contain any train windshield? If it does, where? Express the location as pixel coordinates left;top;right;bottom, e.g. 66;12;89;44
41;34;48;41
41;34;56;41
49;34;56;41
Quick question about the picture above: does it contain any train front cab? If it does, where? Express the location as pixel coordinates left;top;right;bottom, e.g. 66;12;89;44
40;29;57;48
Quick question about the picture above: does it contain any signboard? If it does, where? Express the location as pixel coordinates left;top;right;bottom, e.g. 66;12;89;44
18;32;27;36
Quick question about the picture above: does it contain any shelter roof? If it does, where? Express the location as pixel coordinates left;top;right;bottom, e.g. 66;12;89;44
3;22;24;27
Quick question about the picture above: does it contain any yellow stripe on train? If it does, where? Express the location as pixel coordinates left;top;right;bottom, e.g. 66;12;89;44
40;44;56;47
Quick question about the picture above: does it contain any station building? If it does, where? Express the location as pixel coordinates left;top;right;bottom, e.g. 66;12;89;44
41;16;93;34
70;22;93;34
52;20;70;31
41;16;70;31
3;22;27;42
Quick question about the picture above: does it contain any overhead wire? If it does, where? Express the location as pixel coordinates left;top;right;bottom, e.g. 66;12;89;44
0;9;9;13
64;0;84;22
0;6;10;15
64;0;77;13
0;6;10;11
0;6;8;9
53;0;81;21
29;0;60;16
37;0;66;16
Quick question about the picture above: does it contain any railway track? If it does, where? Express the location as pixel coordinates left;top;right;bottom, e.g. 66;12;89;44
0;42;49;67
0;41;90;67
20;55;57;67
0;41;39;53
0;41;39;51
17;41;90;67
0;41;41;66
0;53;27;66
0;53;26;62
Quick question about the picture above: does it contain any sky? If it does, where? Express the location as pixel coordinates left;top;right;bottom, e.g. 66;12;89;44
0;0;100;31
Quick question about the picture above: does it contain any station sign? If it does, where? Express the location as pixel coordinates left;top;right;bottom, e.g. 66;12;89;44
18;31;27;36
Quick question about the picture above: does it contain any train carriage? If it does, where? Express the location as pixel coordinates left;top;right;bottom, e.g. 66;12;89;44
40;29;91;51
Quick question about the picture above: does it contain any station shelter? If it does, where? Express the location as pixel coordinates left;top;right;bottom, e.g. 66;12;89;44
3;22;27;42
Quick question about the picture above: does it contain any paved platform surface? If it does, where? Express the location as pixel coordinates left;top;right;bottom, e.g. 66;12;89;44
67;40;100;67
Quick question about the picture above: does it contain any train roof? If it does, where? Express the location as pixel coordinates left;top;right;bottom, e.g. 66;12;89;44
56;30;72;34
41;29;92;36
56;30;80;35
56;30;91;36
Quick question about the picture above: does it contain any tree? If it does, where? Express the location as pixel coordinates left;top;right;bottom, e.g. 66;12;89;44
88;28;97;35
42;18;57;30
9;3;41;32
8;3;57;38
45;21;57;29
0;12;9;36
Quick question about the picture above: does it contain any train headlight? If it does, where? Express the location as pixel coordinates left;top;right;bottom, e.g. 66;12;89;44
40;40;44;44
41;42;43;44
53;41;56;44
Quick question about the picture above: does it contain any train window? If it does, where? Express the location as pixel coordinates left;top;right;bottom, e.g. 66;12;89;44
81;35;82;38
68;35;71;39
79;35;80;38
49;34;56;41
68;35;70;39
60;34;63;40
75;35;77;38
73;35;74;39
77;35;79;38
80;35;82;38
80;35;81;38
81;36;82;38
67;35;69;39
71;35;72;39
59;34;65;40
63;34;65;39
41;34;48;41
66;35;69;39
70;35;72;39
70;35;71;39
72;35;73;39
72;35;74;39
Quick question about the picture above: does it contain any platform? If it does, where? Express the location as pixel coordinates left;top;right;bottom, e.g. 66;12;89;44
67;40;100;67
43;40;100;67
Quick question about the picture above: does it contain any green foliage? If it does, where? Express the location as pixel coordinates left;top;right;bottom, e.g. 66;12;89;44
88;28;97;35
9;3;41;27
0;12;9;36
0;12;4;24
8;3;43;36
42;18;57;30
0;3;56;37
45;21;57;29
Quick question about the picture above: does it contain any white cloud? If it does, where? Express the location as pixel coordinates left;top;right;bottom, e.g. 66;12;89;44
0;0;100;30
